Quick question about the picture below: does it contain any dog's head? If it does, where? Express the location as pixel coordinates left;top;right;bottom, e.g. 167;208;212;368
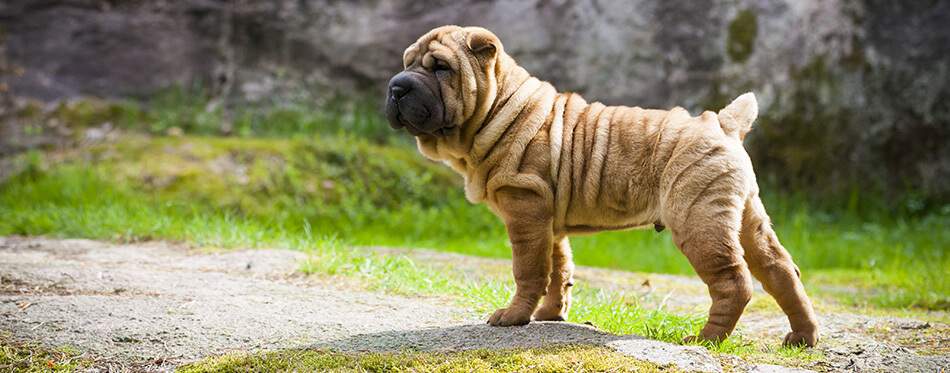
385;25;503;138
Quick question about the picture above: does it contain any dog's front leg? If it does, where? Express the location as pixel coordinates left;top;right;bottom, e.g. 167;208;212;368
488;186;554;326
533;236;574;321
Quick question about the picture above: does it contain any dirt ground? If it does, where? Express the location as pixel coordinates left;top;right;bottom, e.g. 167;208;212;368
1;236;948;372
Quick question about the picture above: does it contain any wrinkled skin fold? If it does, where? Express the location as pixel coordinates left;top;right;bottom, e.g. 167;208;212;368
385;25;819;347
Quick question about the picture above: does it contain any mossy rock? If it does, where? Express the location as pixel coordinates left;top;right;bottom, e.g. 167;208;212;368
727;8;758;62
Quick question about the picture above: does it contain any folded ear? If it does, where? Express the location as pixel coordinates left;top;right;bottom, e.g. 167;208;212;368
466;28;500;59
402;42;420;69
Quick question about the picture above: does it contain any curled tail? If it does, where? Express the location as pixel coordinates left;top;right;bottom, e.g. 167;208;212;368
718;92;758;141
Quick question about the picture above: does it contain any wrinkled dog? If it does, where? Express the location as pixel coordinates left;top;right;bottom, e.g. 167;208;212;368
385;25;819;347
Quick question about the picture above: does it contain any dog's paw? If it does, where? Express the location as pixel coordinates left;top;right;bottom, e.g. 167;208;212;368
534;314;566;321
532;307;567;322
783;330;819;347
487;307;531;326
681;335;704;345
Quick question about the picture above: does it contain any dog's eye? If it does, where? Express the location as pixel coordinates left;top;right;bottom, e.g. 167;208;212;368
434;61;452;72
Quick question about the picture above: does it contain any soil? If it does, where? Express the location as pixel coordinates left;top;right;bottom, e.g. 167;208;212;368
1;236;948;372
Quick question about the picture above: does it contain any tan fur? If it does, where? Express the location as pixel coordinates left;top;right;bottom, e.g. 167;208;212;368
388;25;819;347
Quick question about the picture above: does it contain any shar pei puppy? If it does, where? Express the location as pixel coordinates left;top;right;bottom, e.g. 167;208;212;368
384;25;819;347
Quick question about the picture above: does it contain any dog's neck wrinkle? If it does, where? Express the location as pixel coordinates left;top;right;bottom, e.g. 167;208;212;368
490;61;531;116
419;55;562;204
463;74;557;203
470;75;547;160
429;56;529;170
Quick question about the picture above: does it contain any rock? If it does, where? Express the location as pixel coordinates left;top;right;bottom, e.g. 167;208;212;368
608;337;724;372
751;364;817;373
1;0;948;199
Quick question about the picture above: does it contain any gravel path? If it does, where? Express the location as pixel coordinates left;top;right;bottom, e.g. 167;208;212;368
1;236;947;372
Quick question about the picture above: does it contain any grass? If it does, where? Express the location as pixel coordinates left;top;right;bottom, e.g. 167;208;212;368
0;334;88;372
299;244;735;352
179;344;682;373
1;135;503;255
38;86;405;145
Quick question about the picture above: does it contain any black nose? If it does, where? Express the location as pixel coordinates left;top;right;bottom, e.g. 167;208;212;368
391;85;407;100
389;72;413;101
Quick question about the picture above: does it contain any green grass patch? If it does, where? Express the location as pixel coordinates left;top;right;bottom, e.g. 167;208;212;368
1;135;505;254
0;334;88;372
298;245;732;352
179;344;682;373
807;268;950;313
34;87;407;145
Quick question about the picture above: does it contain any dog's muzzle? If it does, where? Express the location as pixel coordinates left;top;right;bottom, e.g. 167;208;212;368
384;71;452;137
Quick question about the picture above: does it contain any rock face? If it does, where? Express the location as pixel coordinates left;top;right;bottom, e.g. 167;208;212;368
1;0;948;200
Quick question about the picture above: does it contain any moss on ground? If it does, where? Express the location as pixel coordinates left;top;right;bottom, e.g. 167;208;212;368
0;335;88;372
180;345;682;373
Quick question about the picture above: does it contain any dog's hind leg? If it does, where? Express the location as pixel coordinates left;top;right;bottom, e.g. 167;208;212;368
740;194;819;347
534;236;575;321
672;226;753;345
665;171;753;345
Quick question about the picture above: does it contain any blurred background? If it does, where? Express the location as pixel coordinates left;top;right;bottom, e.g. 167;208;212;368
0;1;947;310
